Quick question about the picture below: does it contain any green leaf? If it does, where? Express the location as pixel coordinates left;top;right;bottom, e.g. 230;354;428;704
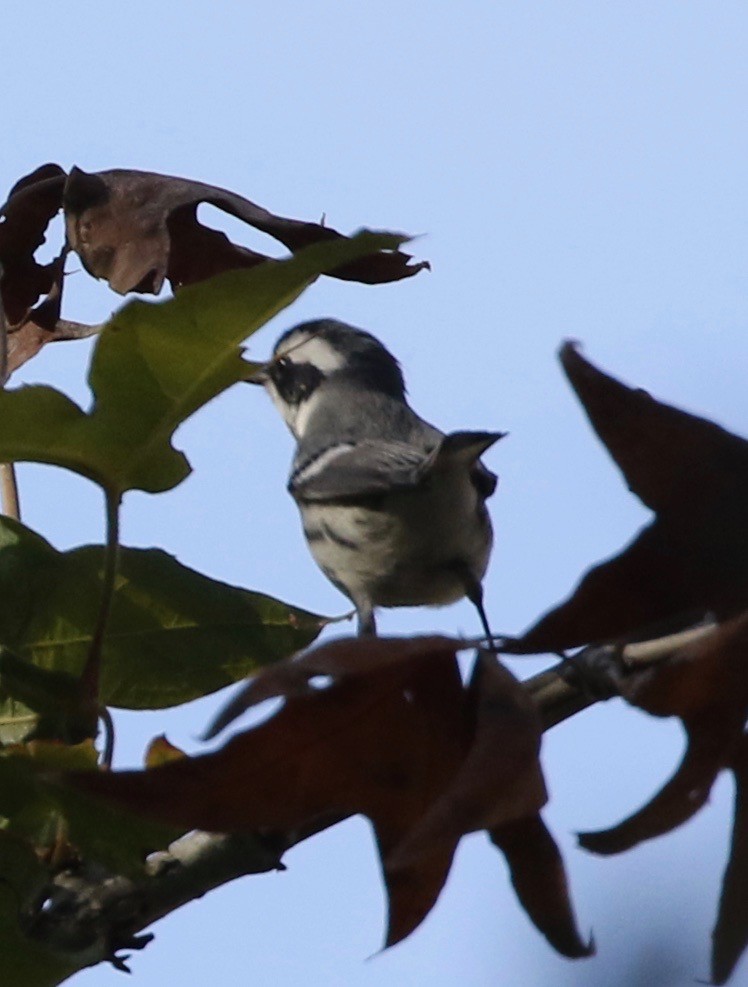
0;651;95;748
0;744;178;877
0;230;407;494
0;832;76;987
0;517;327;711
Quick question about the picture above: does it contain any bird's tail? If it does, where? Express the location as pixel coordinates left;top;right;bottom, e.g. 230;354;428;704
437;430;507;464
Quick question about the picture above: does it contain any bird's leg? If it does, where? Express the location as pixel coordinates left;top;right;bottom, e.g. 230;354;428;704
356;601;377;638
461;572;496;651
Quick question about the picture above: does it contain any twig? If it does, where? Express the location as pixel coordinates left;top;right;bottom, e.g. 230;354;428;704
23;830;289;972
0;261;8;387
51;319;104;342
0;266;21;521
0;464;21;521
525;620;718;730
80;490;121;704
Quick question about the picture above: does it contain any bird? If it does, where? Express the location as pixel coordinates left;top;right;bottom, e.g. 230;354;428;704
248;318;504;640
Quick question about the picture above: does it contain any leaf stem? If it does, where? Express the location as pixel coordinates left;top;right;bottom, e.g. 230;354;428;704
0;464;20;520
99;706;116;770
80;490;121;706
0;267;21;521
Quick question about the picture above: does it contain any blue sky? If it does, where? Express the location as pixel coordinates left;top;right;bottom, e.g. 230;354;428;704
4;3;748;985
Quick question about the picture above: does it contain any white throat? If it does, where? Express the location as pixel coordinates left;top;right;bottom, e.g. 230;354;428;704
266;382;324;440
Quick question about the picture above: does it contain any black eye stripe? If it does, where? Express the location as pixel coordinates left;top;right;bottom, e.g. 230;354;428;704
270;359;324;404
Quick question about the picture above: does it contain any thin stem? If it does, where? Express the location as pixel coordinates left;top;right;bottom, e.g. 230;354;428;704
80;489;121;704
0;260;7;387
0;464;20;520
0;265;20;521
99;706;116;770
525;619;718;730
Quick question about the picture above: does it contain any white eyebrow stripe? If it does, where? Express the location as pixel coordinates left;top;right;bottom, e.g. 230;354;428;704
293;443;355;483
277;335;346;374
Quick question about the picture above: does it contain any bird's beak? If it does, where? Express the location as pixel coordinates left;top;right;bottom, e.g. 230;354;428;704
244;362;270;386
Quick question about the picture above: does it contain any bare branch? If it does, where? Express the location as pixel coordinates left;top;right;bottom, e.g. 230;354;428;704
24;830;287;975
526;620;718;730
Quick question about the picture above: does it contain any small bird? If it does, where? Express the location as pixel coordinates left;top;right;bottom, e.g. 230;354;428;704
249;319;504;640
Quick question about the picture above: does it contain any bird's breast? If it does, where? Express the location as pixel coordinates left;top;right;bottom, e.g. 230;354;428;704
297;471;493;608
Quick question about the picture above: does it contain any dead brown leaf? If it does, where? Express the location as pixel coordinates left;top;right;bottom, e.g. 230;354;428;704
491;816;593;958
62;167;428;295
0;163;66;328
579;612;748;854
514;343;748;653
712;731;748;985
70;637;584;955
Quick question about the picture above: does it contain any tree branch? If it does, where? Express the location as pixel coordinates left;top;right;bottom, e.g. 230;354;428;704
525;620;718;730
24;830;288;976
19;620;719;979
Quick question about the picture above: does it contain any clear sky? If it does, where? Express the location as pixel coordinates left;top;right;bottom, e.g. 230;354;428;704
4;3;748;985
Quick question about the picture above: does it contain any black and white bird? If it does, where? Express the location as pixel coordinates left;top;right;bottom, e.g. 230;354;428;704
248;319;504;640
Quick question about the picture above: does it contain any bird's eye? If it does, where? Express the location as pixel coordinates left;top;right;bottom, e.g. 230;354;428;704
269;357;323;404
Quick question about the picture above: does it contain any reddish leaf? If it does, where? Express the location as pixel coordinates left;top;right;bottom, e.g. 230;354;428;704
63;167;428;296
713;732;748;985
0;164;65;327
74;644;467;947
491;816;593;958
514;343;748;653
204;633;463;737
387;652;546;865
580;613;748;854
70;638;582;955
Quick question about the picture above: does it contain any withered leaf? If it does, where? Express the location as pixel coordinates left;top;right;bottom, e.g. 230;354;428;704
204;633;463;738
712;731;748;985
70;637;584;955
0;164;65;328
579;612;748;855
514;343;748;653
0;164;428;377
387;652;546;864
63;167;428;296
491;816;593;958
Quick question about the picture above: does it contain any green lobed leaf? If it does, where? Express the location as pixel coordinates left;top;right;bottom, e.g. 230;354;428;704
0;744;179;877
0;651;95;748
0;832;76;987
0;230;408;494
0;517;327;713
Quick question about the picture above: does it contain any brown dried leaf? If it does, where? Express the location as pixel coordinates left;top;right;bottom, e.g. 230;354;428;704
0;164;65;326
70;638;582;955
490;816;593;958
204;633;463;737
712;732;748;985
580;613;748;854
74;645;467;947
63;167;428;296
515;343;748;653
387;652;546;865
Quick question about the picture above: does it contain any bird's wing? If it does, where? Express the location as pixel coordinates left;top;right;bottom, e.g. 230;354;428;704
289;439;430;501
290;430;505;503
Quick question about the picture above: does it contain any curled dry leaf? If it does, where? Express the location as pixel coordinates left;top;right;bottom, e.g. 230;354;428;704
513;343;748;654
579;612;748;855
70;637;585;956
62;166;428;295
491;817;593;958
0;164;66;327
712;731;748;985
0;164;428;376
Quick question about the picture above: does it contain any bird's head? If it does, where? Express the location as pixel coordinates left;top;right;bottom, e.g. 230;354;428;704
248;319;405;438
